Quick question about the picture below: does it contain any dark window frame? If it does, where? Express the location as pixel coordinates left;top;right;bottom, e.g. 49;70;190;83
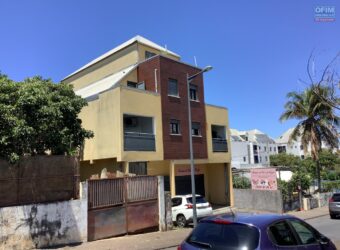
189;84;198;101
168;78;179;97
128;162;147;175
192;122;201;136
145;50;156;59
170;119;181;135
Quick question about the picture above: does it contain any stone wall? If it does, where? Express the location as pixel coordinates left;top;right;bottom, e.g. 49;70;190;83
234;189;283;213
0;182;87;249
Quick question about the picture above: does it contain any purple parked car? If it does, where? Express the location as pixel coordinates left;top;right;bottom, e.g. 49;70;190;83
178;213;336;250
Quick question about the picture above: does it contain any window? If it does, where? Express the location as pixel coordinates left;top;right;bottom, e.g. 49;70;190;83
127;81;137;88
192;122;201;136
265;156;268;162
127;81;145;90
264;146;267;151
171;198;182;207
260;156;262;162
274;147;277;152
288;219;318;245
170;119;180;135
268;221;297;246
189;84;198;101
187;196;207;204
259;146;261;150
301;155;305;159
270;147;272;152
145;50;156;59
186;222;259;250
300;145;303;150
129;162;147;175
168;78;179;97
243;157;246;162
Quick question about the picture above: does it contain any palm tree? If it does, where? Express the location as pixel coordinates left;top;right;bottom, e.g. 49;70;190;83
280;85;339;192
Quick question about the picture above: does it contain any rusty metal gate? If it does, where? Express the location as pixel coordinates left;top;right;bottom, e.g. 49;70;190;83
88;176;159;241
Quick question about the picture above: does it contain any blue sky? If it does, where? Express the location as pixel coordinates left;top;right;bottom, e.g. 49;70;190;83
0;0;339;138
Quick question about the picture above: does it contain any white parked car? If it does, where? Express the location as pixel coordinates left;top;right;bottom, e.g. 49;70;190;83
171;194;213;228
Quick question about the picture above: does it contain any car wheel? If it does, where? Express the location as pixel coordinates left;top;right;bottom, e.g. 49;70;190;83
330;213;336;219
176;214;187;228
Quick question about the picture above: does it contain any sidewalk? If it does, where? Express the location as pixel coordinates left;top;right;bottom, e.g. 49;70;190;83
60;206;329;250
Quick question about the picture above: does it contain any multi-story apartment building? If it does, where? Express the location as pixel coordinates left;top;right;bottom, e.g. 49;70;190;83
63;36;232;205
275;128;335;159
230;129;277;169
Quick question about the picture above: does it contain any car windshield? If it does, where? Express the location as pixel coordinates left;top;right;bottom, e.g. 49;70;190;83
332;194;340;202
186;221;259;250
187;196;207;204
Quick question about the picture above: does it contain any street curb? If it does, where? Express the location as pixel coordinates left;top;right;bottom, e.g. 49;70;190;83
155;245;178;250
303;213;329;221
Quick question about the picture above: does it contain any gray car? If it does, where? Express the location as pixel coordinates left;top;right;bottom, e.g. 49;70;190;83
329;192;340;219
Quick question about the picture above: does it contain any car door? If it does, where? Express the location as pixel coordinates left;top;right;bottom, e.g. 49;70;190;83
267;220;300;250
287;219;324;250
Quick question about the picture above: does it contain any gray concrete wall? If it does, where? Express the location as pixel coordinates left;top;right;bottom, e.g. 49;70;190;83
234;189;283;213
0;182;87;249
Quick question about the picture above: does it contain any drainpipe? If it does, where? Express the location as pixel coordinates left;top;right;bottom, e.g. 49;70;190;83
154;69;158;93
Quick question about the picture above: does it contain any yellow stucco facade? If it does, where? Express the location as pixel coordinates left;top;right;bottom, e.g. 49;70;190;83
66;36;233;206
63;42;180;91
205;104;231;163
79;85;163;163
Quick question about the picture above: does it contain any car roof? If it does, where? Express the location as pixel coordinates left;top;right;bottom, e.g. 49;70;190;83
172;194;203;198
201;212;296;229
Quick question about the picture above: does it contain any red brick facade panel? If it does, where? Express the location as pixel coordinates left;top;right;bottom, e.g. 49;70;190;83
137;56;208;160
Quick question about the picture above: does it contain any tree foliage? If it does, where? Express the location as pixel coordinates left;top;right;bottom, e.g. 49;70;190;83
0;73;93;162
270;153;301;168
232;175;251;189
280;85;339;191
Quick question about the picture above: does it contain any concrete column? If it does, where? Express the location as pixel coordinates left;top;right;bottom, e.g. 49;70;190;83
123;161;129;174
227;163;234;207
158;176;166;231
169;161;176;197
203;164;209;201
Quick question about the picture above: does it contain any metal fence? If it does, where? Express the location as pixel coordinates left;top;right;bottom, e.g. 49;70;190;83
87;176;159;241
88;176;158;210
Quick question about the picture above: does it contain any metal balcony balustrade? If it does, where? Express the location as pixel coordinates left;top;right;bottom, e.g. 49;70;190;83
212;138;228;152
124;131;155;151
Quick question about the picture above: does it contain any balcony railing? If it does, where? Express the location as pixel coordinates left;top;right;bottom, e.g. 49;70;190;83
212;138;228;152
124;132;155;151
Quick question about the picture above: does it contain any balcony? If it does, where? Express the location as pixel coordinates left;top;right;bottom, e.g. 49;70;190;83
212;138;228;152
124;132;155;151
211;125;228;152
123;114;155;151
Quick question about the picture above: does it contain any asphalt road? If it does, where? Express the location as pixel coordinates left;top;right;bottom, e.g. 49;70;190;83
308;215;340;247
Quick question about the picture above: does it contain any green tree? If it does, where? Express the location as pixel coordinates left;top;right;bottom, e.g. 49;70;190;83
0;73;93;162
232;175;251;189
270;153;301;168
280;85;339;192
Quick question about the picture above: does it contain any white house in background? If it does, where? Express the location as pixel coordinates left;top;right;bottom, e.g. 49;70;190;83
230;129;278;169
275;128;304;158
275;128;335;159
